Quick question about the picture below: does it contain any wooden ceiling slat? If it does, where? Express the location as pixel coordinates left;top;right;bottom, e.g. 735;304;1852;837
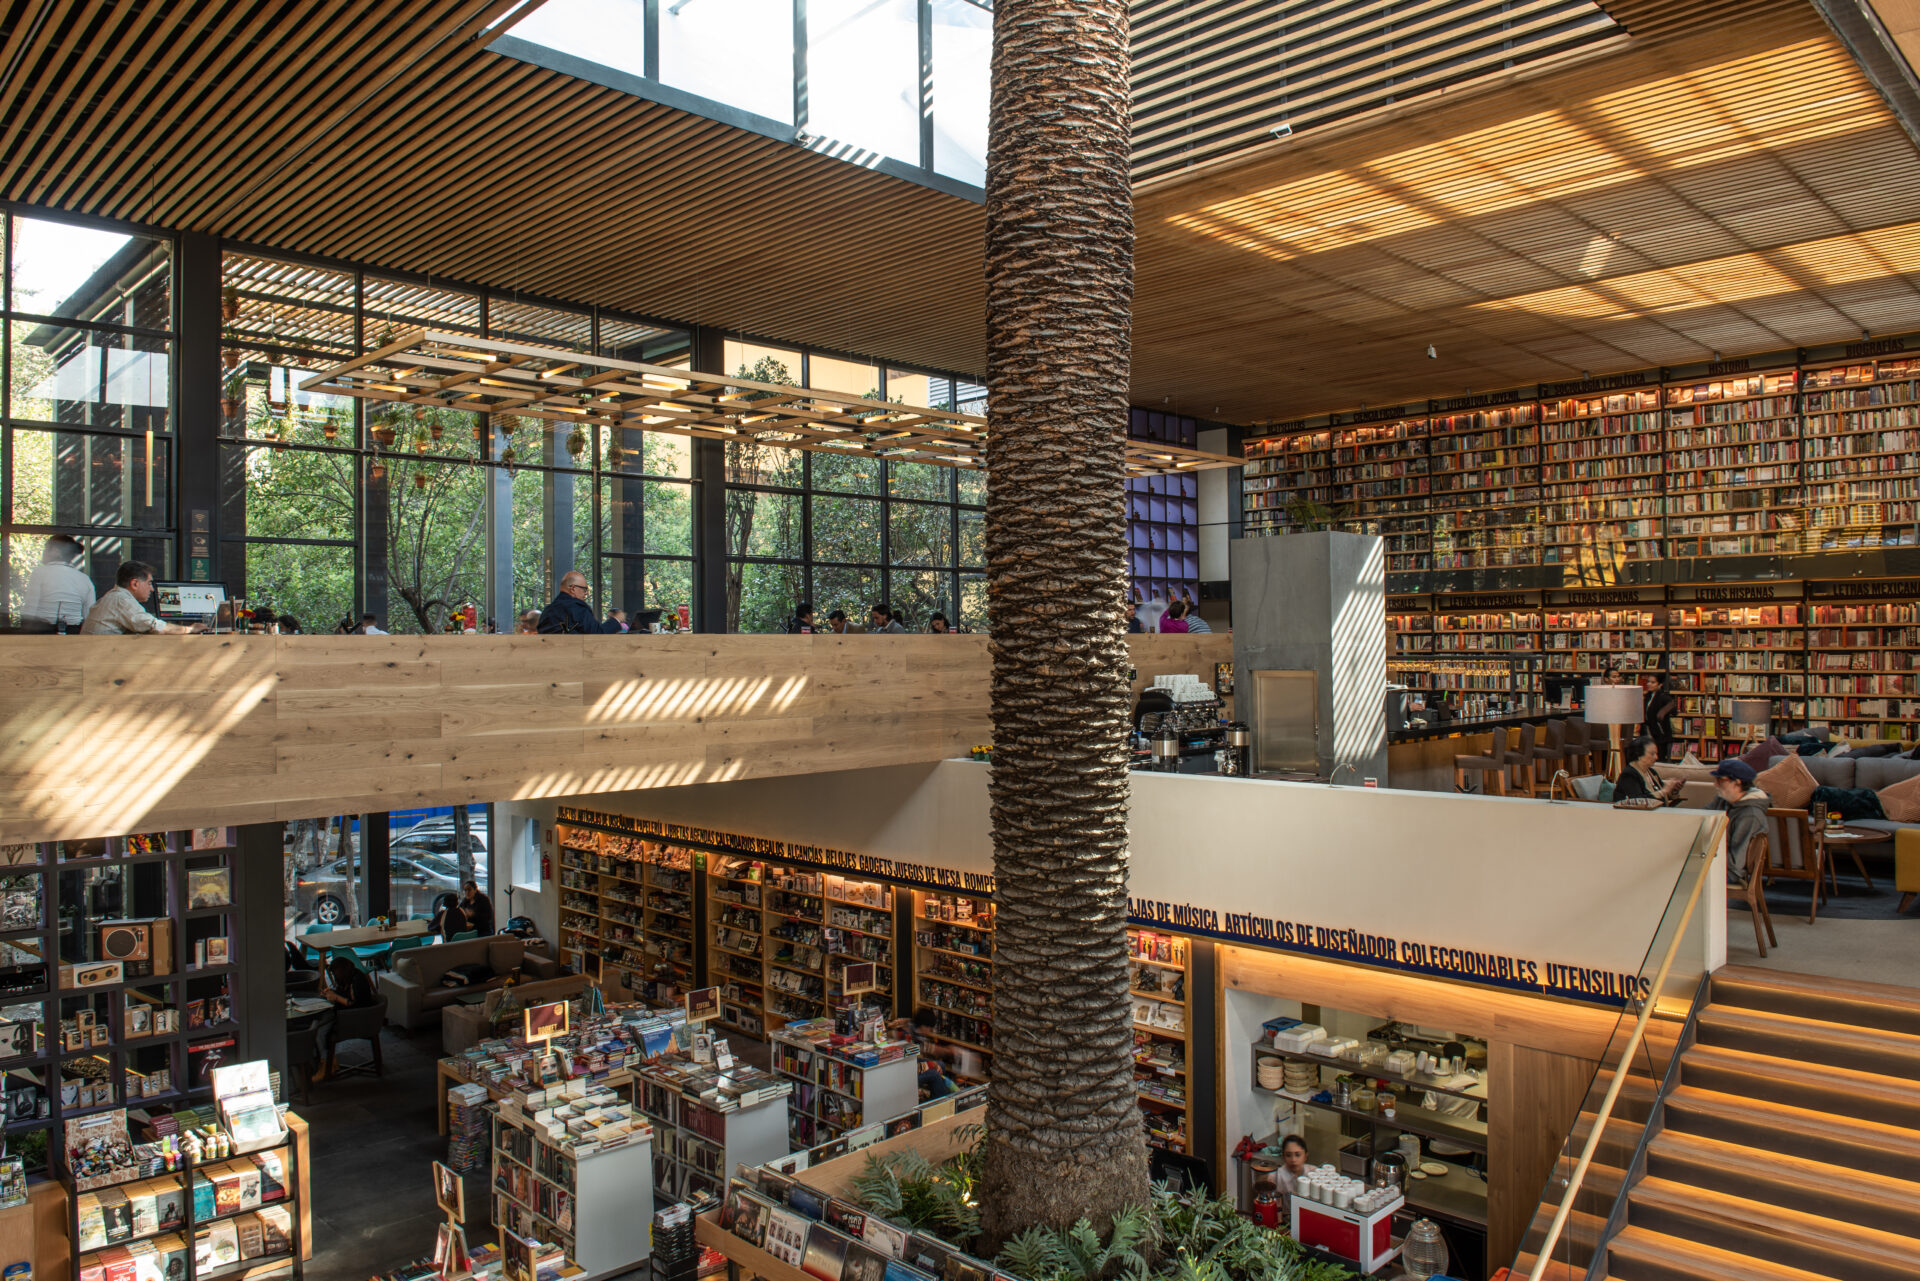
6;0;146;201
158;0;434;228
0;0;108;180
54;1;275;216
29;1;206;208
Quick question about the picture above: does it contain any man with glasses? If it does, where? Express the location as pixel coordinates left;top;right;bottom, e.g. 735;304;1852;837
536;570;620;634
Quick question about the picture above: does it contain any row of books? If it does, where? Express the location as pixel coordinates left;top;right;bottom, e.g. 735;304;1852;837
726;1169;1006;1281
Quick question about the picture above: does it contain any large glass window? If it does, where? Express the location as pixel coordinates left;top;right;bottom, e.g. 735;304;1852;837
661;0;794;124
931;0;991;185
807;0;921;164
218;250;691;633
722;351;986;633
4;212;174;624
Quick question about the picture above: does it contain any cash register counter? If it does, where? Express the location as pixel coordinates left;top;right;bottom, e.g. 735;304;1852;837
1388;713;1575;793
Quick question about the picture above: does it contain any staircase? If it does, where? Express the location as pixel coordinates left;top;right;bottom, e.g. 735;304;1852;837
1603;966;1920;1281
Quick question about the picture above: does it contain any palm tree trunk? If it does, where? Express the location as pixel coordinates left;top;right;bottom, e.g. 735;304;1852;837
977;0;1145;1247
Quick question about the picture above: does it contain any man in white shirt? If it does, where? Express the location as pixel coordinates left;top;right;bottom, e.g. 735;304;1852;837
81;561;203;634
359;613;387;635
19;534;95;631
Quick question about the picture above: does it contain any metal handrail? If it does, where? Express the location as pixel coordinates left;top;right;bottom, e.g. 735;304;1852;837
1525;840;1715;1281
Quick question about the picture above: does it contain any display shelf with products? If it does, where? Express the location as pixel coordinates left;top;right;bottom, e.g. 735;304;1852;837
1664;370;1803;557
1800;356;1920;550
771;1019;920;1150
0;828;242;1165
630;1049;789;1206
707;858;771;1038
1539;388;1666;567
910;893;995;1079
1428;404;1542;571
818;876;894;1009
554;823;692;1008
1127;929;1191;1156
490;1085;652;1274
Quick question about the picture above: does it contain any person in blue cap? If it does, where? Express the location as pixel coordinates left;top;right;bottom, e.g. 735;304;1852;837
1708;759;1771;884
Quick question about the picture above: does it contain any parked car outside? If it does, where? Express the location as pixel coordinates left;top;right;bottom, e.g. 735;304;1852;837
292;849;474;925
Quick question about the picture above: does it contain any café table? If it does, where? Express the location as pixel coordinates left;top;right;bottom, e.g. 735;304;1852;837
297;917;431;960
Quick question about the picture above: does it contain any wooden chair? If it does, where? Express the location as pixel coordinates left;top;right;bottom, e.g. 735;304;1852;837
1738;832;1779;958
1762;808;1825;925
1453;727;1510;795
1533;719;1572;791
1563;717;1596;775
1505;721;1539;797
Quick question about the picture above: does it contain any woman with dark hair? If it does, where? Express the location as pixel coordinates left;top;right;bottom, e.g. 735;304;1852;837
460;881;494;937
1643;671;1678;762
1613;734;1683;804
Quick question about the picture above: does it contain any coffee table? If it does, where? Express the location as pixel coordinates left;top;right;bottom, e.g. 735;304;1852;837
1817;825;1883;905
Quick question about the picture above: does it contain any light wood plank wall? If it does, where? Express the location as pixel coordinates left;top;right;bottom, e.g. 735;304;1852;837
0;633;1230;844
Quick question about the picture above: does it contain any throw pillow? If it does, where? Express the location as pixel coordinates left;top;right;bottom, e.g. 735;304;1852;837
1681;751;1705;769
1853;742;1905;759
1736;737;1783;770
1877;773;1920;823
1809;784;1885;821
1757;753;1817;810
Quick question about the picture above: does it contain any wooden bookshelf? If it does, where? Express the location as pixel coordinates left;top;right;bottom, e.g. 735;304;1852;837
910;892;995;1078
1664;369;1803;558
1805;589;1920;739
1539;388;1665;572
707;856;772;1038
554;823;689;1007
1429;404;1542;571
1666;592;1807;761
1127;928;1191;1156
1801;356;1920;551
1541;599;1667;683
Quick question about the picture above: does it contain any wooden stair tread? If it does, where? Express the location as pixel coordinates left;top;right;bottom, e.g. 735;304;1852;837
1685;1042;1920;1109
1666;1086;1920;1158
1650;1129;1920;1212
1698;1005;1920;1061
1609;1226;1843;1281
1632;1176;1920;1264
1715;965;1920;1017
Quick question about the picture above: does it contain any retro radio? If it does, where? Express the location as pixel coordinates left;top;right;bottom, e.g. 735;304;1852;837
97;917;171;977
61;960;124;989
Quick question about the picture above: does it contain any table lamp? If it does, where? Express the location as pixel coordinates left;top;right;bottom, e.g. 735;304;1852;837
1731;697;1772;750
1583;684;1645;781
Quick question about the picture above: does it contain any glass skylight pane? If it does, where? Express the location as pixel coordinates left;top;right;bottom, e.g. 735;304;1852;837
807;0;920;164
508;0;647;80
931;0;989;186
661;0;794;125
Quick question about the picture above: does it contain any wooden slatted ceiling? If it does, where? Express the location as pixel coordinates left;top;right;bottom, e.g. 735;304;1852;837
0;0;989;377
1128;0;1627;181
2;0;1915;425
1131;4;1920;422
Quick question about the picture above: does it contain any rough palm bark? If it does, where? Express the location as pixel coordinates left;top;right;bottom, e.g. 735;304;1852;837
978;0;1146;1247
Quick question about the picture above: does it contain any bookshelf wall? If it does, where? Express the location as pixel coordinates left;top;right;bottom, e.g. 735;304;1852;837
1377;580;1920;757
1243;342;1920;580
1127;928;1191;1156
554;825;691;1008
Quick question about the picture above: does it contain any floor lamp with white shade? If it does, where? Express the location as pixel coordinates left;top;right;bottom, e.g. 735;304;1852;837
1585;684;1645;781
1732;697;1773;751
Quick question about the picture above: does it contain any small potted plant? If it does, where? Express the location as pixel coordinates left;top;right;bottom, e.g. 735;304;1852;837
567;425;588;459
220;371;246;422
369;405;396;448
221;285;241;322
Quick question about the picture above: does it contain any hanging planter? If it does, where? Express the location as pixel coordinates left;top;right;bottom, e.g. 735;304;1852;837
221;286;241;322
607;440;627;469
370;458;387;482
413;471;428;492
369;407;396;448
500;446;518;474
567;425;588;459
430;419;444;444
322;418;338;442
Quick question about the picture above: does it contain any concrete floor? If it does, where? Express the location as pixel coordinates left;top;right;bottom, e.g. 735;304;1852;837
1724;904;1920;988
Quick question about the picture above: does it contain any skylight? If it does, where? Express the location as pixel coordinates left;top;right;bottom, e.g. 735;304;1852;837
491;0;992;199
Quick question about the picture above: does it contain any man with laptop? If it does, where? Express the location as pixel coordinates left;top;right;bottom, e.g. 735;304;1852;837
81;561;206;634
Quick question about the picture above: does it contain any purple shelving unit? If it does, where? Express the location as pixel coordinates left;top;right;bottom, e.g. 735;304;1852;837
1128;409;1201;606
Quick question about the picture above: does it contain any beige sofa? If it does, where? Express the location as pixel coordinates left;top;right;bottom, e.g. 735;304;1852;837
379;935;562;1029
439;972;593;1055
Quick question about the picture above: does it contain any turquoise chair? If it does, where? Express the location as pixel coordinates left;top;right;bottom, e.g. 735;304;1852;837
352;941;396;972
326;949;373;976
449;930;479;942
385;935;432;968
299;923;336;962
